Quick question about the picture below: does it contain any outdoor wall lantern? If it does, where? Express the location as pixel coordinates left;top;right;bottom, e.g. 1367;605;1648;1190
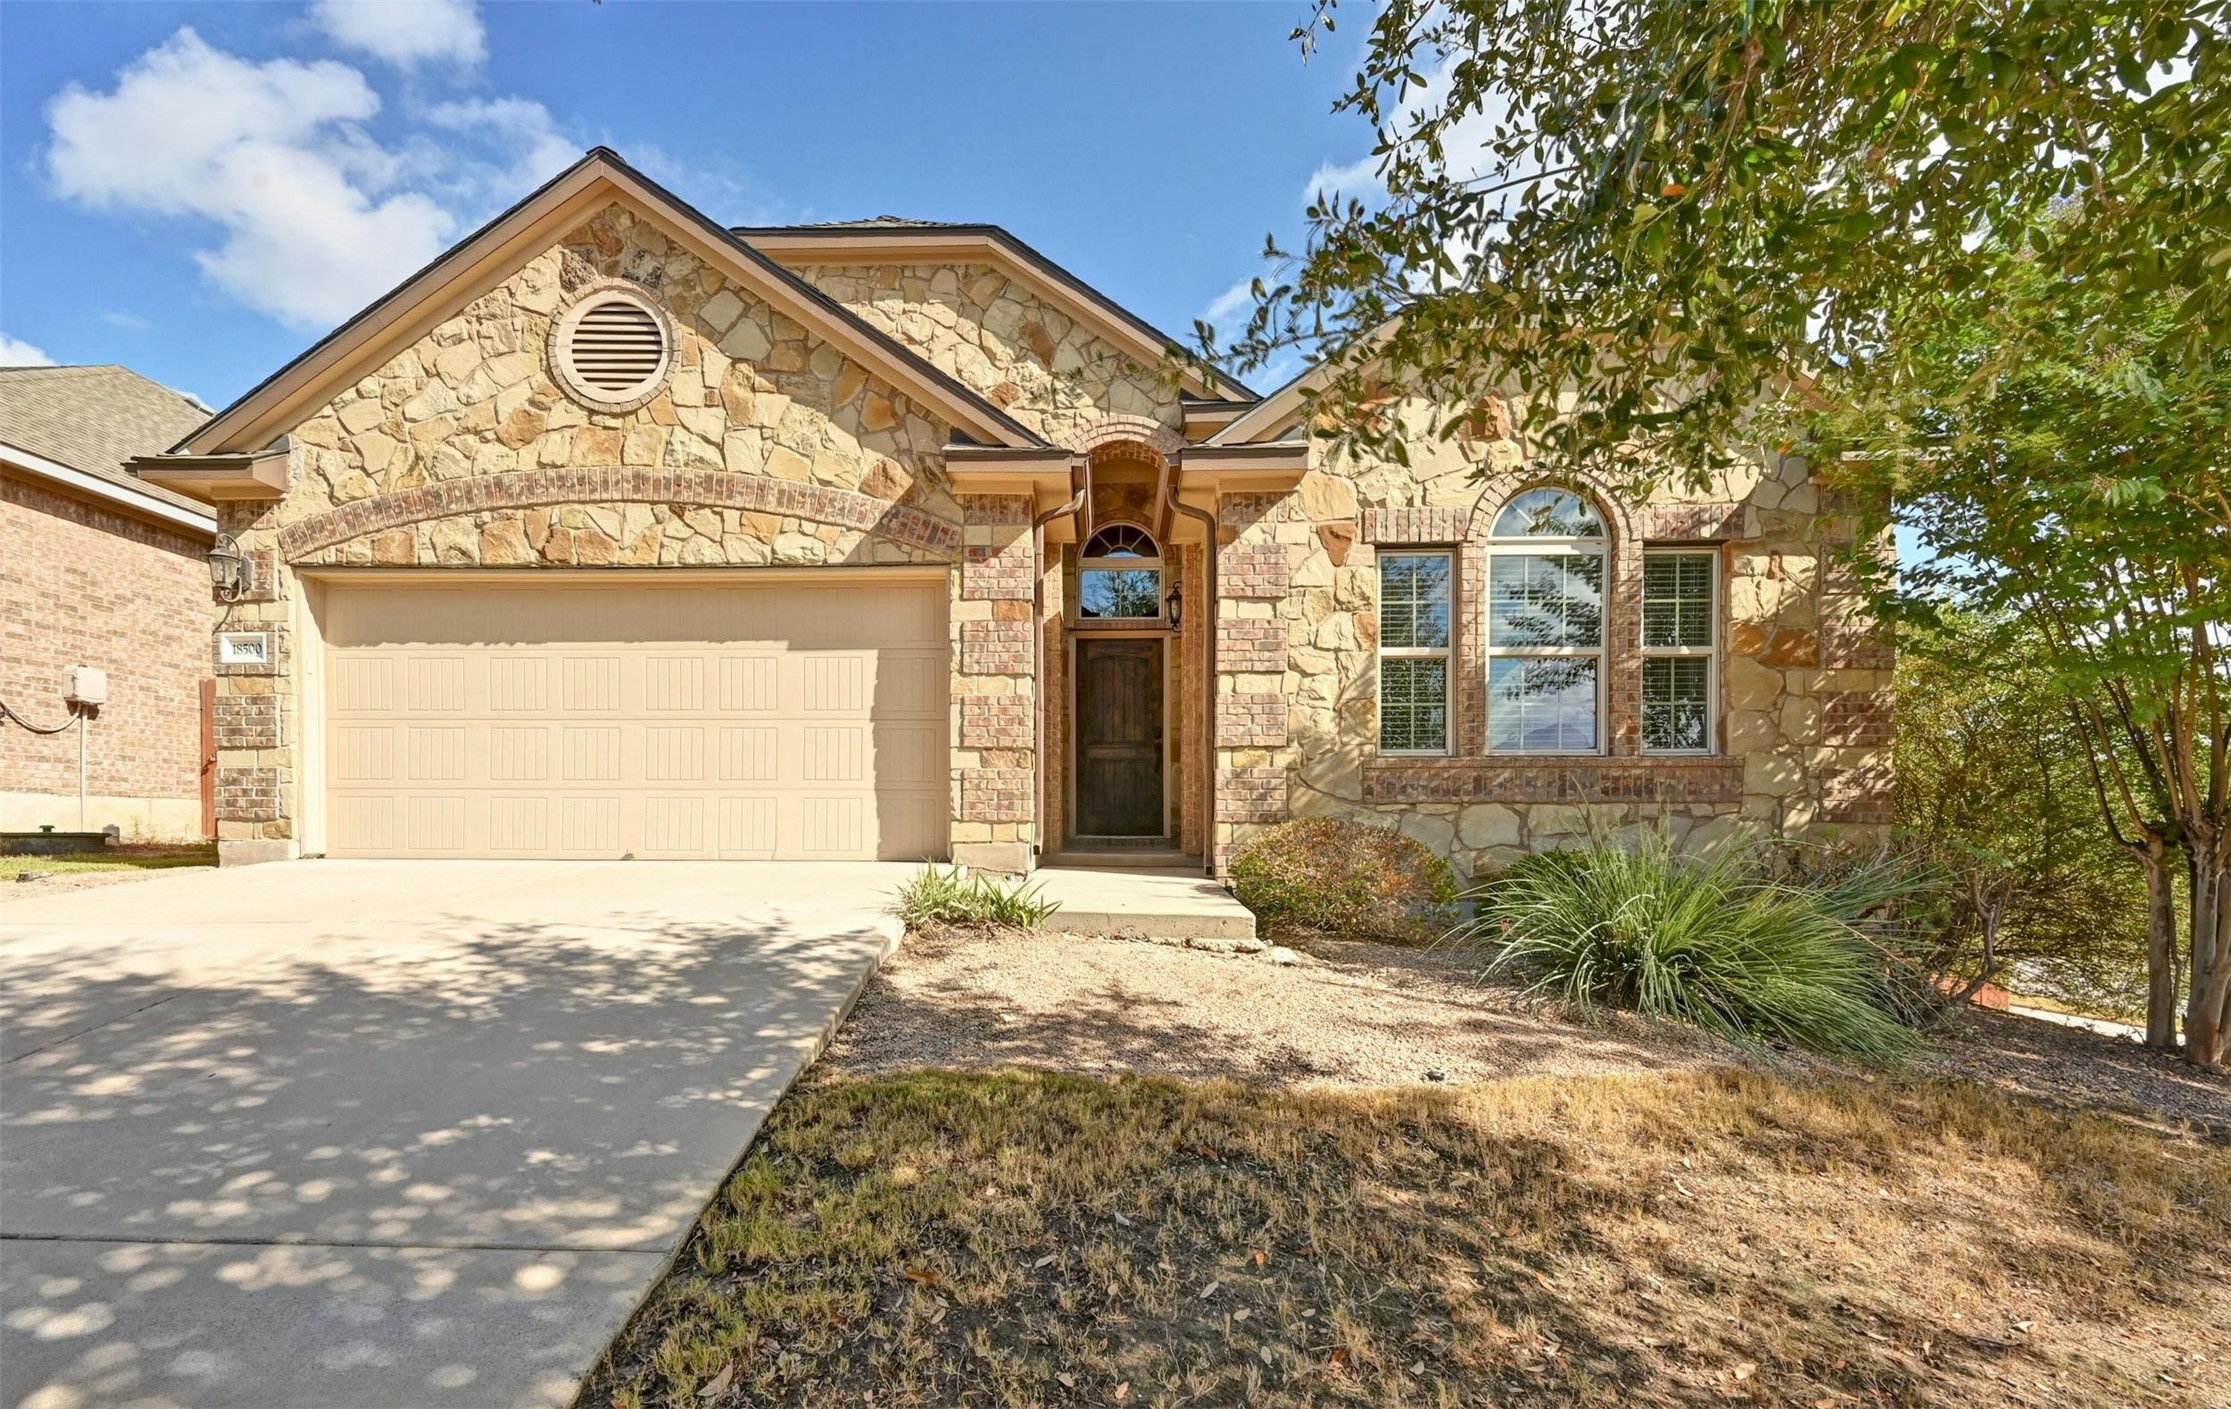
207;532;254;601
1164;581;1183;628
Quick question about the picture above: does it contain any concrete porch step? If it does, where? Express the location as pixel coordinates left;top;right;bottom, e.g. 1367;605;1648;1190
1028;866;1256;940
1042;848;1198;870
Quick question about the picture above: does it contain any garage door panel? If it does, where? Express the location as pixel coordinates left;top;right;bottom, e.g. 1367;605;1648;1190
323;577;949;860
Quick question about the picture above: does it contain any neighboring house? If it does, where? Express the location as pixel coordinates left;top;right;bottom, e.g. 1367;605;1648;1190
1;364;218;840
131;148;1890;872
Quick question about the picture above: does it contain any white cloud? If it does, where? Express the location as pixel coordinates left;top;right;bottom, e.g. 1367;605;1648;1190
310;0;486;70
46;29;454;329
43;28;582;331
0;334;56;366
1302;154;1384;208
418;97;577;210
100;311;152;331
1200;276;1258;328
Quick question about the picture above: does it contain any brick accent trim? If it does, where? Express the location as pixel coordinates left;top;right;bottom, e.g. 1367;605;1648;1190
1218;543;1289;599
1361;505;1467;544
1819;763;1894;824
1640;503;1744;540
276;467;960;562
1819;691;1892;748
214;693;281;750
1217;618;1286;672
958;695;1031;749
215;766;282;821
1361;757;1744;805
1215;766;1286;822
960;767;1032;822
955;493;1034;526
1055;415;1183;458
960;619;1030;674
962;540;1032;600
1216;693;1288;747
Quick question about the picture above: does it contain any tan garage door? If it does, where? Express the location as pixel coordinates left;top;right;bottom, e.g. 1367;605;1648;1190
318;574;949;860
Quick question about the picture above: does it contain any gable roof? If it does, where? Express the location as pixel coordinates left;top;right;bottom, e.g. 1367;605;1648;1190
0;364;216;529
169;149;1044;458
733;220;1259;403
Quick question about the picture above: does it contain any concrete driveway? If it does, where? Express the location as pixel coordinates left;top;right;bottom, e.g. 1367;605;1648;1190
0;860;908;1409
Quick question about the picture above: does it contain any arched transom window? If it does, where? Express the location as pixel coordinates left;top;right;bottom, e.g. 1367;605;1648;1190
1079;524;1163;619
1486;488;1606;752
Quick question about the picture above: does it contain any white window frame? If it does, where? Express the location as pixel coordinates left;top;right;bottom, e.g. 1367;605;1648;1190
1640;549;1718;755
1377;549;1454;755
1485;495;1609;756
1075;523;1166;625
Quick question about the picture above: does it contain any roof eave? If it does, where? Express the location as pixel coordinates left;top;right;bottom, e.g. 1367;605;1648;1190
0;441;218;534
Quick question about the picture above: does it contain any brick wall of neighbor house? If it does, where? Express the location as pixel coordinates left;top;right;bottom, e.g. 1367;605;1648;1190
211;201;970;860
1207;394;1894;875
0;472;213;840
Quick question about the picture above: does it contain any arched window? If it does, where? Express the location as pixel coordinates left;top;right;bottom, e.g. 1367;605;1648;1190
1486;488;1606;752
1079;524;1163;619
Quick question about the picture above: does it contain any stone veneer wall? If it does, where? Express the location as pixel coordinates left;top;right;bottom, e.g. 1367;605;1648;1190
1210;397;1894;877
209;201;982;860
795;263;1181;448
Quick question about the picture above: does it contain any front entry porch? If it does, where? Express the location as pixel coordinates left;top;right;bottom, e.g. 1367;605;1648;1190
1029;864;1256;940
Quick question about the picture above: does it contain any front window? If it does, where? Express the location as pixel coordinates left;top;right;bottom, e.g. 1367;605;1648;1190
1486;489;1605;752
1378;552;1452;752
1641;550;1716;751
1078;524;1163;620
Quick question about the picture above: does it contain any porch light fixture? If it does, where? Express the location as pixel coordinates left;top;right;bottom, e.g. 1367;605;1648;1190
1164;581;1183;628
207;532;253;601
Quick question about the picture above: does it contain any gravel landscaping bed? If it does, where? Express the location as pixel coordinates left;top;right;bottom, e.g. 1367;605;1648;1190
827;924;2230;1134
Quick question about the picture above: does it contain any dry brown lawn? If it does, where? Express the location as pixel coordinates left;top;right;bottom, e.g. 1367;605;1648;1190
582;1062;2228;1409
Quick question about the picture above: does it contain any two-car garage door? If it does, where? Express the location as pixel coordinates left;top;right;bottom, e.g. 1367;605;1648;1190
317;575;948;860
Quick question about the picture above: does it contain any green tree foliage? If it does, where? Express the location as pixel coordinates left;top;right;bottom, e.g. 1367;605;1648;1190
1893;622;2154;1018
1819;258;2228;1061
1206;1;2227;486
1214;0;2229;1063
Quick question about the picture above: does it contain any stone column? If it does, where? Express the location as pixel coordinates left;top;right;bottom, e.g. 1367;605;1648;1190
951;493;1037;871
211;498;298;866
1211;492;1303;870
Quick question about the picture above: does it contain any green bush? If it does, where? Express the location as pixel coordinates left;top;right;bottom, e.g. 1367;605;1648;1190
895;864;1060;930
1228;817;1461;943
1459;829;1925;1060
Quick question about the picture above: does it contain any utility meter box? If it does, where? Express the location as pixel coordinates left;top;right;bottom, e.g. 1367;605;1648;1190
64;665;108;707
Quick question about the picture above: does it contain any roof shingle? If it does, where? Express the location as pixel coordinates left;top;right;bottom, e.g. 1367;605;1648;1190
0;365;213;517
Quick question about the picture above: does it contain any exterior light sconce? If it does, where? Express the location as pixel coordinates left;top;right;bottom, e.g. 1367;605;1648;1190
1164;581;1183;628
207;532;253;601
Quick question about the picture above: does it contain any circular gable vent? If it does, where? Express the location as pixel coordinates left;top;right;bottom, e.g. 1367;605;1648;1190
550;282;674;412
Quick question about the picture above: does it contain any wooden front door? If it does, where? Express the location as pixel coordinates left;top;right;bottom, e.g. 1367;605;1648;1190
1076;638;1163;837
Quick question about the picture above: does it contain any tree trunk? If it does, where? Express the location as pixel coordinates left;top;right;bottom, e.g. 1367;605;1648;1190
2140;838;2181;1051
2185;849;2231;1069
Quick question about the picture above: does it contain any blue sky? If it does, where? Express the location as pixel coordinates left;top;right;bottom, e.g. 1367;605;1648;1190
0;1;1371;408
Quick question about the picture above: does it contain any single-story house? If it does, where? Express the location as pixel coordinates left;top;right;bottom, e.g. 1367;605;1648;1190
2;364;218;841
131;148;1891;873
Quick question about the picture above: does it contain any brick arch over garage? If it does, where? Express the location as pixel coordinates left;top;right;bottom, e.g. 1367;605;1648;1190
276;466;960;563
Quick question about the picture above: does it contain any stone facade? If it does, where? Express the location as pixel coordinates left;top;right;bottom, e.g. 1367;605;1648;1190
797;263;1180;447
206;200;1017;862
1203;396;1894;875
177;166;1887;874
1;472;213;840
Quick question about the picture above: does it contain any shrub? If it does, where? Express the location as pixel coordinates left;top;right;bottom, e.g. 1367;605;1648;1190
1459;829;1925;1060
895;864;1060;930
1229;817;1461;943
